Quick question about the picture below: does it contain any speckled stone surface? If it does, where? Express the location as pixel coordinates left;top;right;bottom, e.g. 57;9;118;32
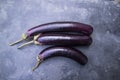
0;0;120;80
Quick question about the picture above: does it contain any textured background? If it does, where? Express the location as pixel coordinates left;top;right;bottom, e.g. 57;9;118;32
0;0;120;80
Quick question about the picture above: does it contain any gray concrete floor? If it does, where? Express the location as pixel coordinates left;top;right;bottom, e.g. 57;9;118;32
0;0;120;80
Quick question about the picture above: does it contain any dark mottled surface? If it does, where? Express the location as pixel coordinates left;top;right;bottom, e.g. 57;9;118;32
0;0;120;80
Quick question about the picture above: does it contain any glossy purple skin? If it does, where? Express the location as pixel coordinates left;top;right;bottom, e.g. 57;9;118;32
39;46;88;65
26;21;93;37
37;33;92;46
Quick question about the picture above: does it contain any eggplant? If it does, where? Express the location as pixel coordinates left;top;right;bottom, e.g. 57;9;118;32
32;46;88;71
18;33;92;49
27;21;93;37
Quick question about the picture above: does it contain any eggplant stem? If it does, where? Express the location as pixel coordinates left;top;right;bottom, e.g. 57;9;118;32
18;40;34;49
32;56;42;71
9;38;24;46
17;34;41;49
9;33;27;46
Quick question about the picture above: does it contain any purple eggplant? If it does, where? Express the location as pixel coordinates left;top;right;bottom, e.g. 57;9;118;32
18;33;92;48
32;46;88;71
27;21;93;37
